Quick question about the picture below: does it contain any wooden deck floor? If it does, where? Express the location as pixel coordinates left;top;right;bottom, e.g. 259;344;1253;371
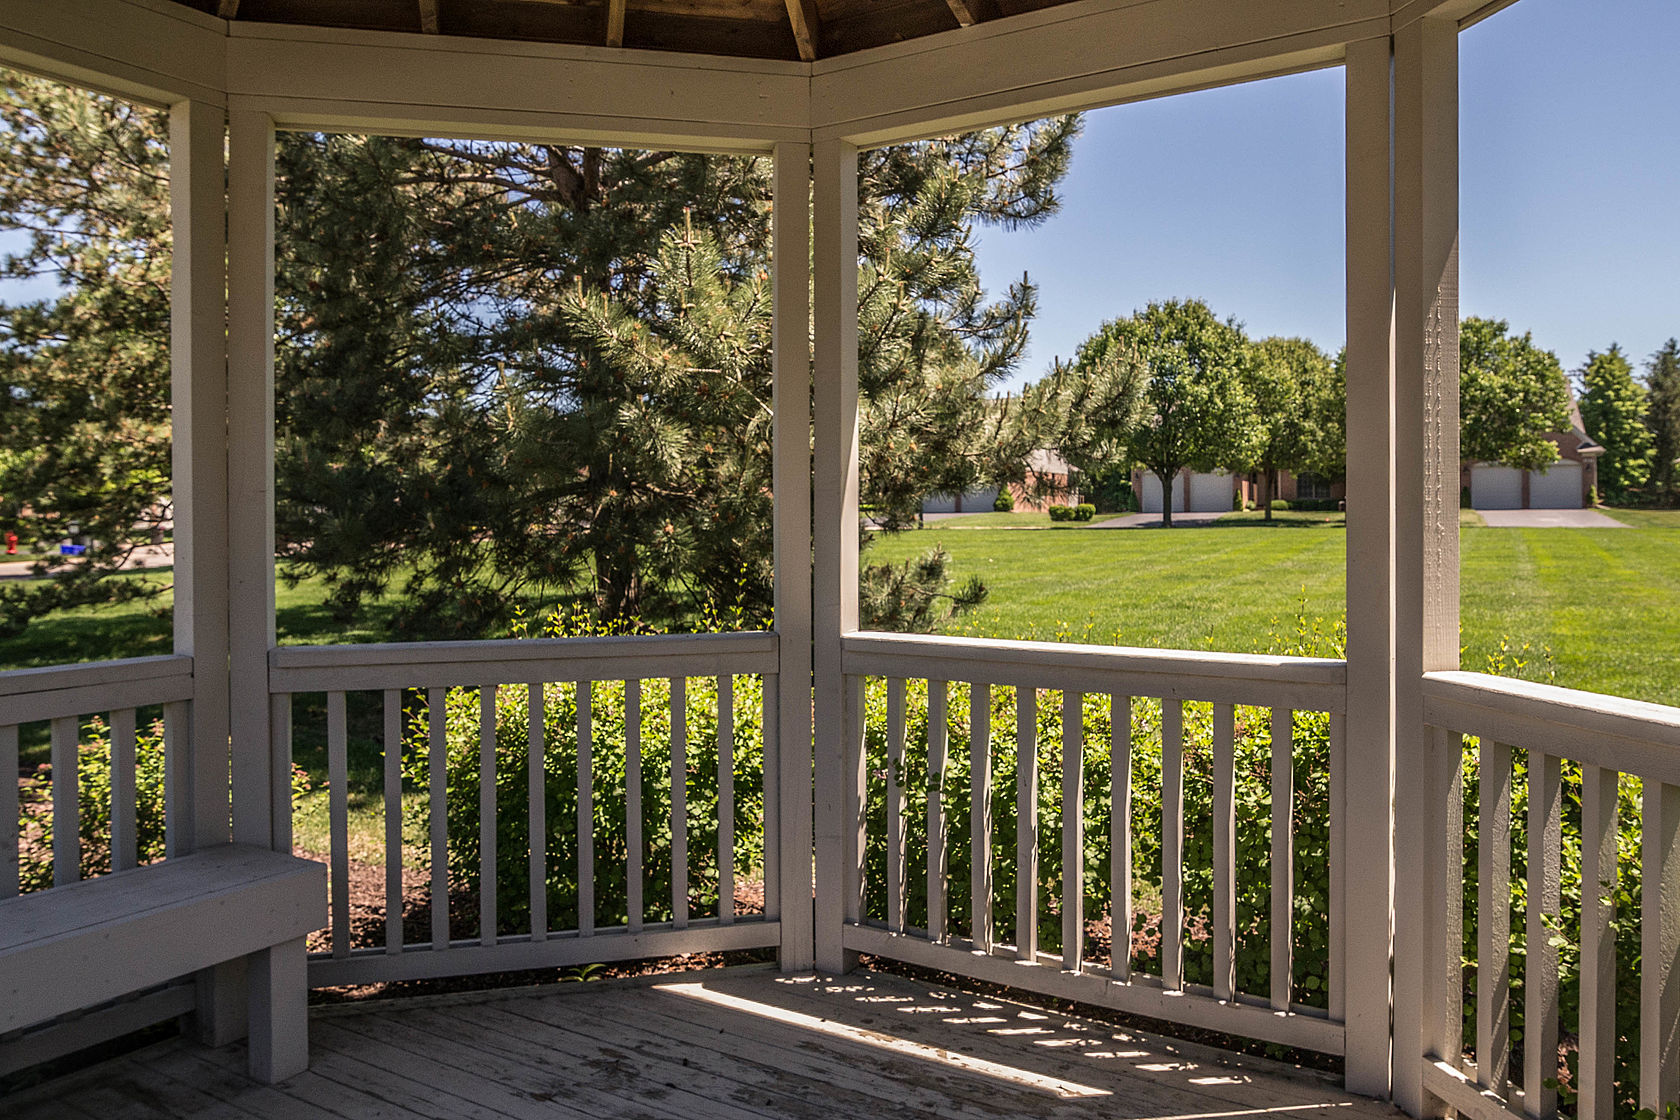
8;967;1404;1120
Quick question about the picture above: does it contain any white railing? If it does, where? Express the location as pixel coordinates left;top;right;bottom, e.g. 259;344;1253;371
270;631;785;986
1420;671;1680;1120
0;655;195;898
837;632;1348;1054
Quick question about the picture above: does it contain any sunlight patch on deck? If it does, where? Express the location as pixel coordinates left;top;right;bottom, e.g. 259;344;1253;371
658;980;1113;1099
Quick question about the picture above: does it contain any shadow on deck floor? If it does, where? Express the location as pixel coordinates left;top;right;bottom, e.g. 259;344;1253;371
7;966;1406;1119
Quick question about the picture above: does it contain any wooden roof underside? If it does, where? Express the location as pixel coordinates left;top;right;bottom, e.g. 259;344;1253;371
180;0;1076;62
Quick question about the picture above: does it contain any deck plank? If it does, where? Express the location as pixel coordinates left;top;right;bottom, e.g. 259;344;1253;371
10;967;1403;1120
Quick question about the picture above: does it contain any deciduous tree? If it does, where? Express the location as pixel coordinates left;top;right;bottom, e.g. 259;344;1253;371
1068;299;1262;528
1459;317;1571;470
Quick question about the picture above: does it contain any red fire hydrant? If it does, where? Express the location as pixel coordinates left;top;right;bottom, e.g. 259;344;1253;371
4;532;15;555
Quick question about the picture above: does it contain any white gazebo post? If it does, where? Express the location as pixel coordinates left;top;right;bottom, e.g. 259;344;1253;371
169;97;241;1039
811;137;861;974
771;139;816;971
1342;30;1399;1101
1390;13;1461;1116
227;108;279;855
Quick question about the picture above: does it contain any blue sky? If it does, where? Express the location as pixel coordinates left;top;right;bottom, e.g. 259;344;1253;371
975;0;1680;393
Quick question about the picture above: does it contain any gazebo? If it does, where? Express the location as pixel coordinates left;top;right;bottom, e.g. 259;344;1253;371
2;1;1674;1118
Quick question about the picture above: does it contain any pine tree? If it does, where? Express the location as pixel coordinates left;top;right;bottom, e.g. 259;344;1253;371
0;72;173;636
0;69;1081;636
1647;338;1680;497
1577;344;1652;498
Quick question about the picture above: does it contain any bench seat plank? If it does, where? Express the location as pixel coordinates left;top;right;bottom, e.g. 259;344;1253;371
0;845;325;1036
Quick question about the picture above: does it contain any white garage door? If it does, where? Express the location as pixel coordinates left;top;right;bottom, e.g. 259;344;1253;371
1529;461;1583;509
1140;472;1186;513
1188;471;1234;513
1471;465;1523;510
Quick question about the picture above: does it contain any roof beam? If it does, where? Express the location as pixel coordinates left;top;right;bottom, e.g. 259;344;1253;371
785;0;821;61
942;0;999;27
418;0;440;33
606;0;627;47
216;0;241;17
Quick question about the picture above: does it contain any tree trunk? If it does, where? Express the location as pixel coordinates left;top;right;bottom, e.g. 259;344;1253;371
1157;469;1175;528
1261;468;1273;522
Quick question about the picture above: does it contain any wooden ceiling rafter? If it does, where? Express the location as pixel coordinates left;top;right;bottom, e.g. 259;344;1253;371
943;0;1000;26
784;0;821;61
606;0;627;47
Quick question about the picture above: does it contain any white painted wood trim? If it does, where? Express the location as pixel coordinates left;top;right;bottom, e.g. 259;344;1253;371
268;631;777;692
1015;686;1037;962
479;686;498;947
578;680;594;937
1578;764;1618;1120
227;107;278;852
1268;708;1293;1011
1642;780;1680;1111
0;658;194;727
0;981;196;1078
170;98;232;857
0;654;194;698
1475;739;1511;1096
1338;35;1396;1102
1110;695;1132;982
306;920;780;986
810;0;1386;146
1424;672;1680;785
970;682;993;953
671;676;688;931
770;139;815;971
810;137;859;974
1060;688;1083;972
926;680;949;944
1523;750;1561;1119
841;924;1346;1056
1421;1060;1527;1120
843;633;1346;711
1391;16;1458;1113
226;24;808;150
0;0;224;107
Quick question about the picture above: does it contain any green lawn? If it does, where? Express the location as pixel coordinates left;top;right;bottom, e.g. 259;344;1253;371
870;518;1680;706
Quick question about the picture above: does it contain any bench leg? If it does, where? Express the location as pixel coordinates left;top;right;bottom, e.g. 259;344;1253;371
247;936;308;1082
195;957;248;1046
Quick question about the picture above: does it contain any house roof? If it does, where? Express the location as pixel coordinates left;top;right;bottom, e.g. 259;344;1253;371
165;0;1077;63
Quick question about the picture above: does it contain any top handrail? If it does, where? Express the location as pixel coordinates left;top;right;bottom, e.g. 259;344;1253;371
0;655;195;726
1423;669;1680;786
842;631;1347;712
268;630;780;692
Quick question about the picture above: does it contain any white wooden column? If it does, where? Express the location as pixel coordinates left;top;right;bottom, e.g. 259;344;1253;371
227;109;279;852
1341;33;1398;1100
171;98;243;1045
170;98;231;853
1391;16;1461;1117
811;138;860;974
772;140;816;971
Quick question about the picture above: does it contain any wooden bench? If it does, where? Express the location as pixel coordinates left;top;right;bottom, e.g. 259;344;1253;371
0;844;326;1082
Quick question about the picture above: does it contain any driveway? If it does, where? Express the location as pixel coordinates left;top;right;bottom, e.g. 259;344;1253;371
1475;508;1627;528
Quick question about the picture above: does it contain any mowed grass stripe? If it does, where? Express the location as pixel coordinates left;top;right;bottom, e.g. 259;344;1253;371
872;523;1680;706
